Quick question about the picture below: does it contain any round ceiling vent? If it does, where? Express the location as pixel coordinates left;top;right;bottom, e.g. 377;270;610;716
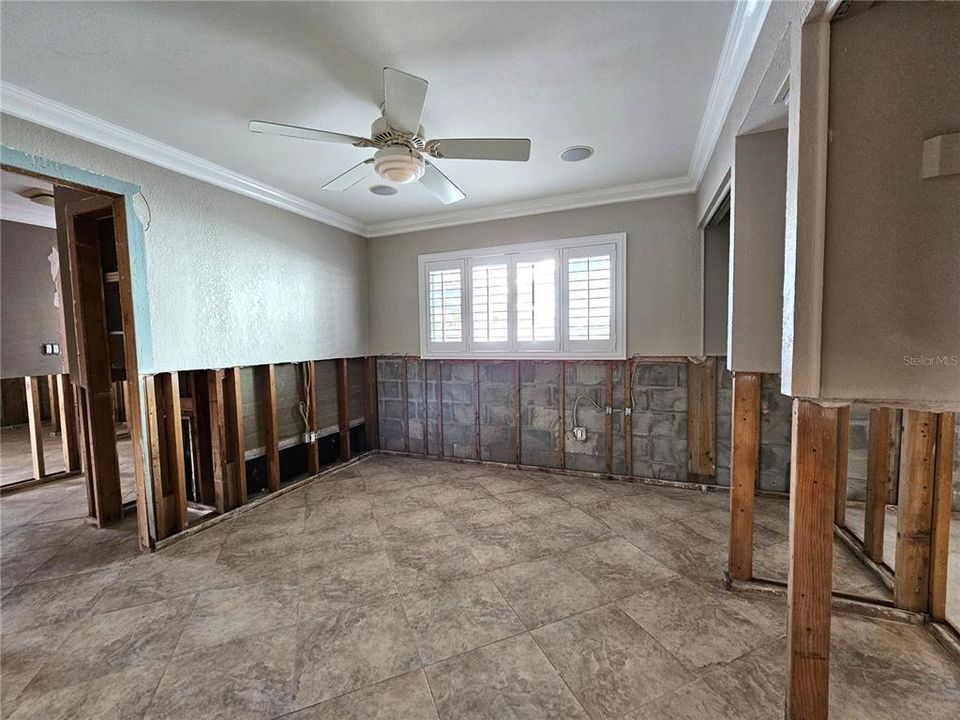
560;145;594;162
369;185;398;196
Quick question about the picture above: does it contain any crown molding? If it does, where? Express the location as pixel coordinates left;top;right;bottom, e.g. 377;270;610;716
0;82;367;236
0;203;57;228
364;175;695;238
688;0;772;186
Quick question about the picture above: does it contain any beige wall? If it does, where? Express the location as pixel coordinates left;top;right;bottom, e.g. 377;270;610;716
728;129;787;372
0;220;65;378
703;215;729;356
819;2;959;405
1;115;369;373
368;195;703;357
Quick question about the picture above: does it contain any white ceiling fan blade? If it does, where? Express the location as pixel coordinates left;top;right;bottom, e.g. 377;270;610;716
322;160;374;191
383;67;428;135
249;120;372;147
420;161;465;205
426;138;531;161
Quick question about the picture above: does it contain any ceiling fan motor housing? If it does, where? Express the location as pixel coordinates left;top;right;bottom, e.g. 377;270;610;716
373;146;425;184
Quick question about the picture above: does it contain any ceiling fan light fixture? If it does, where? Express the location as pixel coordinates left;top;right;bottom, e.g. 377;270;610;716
560;145;594;162
373;146;425;184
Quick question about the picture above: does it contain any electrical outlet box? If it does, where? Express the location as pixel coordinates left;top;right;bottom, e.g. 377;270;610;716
573;426;587;442
302;430;317;444
40;343;61;356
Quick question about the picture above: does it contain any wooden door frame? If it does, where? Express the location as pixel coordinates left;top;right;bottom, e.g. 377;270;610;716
3;149;155;549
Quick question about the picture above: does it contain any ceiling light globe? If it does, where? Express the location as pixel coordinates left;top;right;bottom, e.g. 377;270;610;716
373;147;425;184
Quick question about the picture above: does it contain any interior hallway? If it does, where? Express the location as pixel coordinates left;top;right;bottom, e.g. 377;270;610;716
2;455;956;720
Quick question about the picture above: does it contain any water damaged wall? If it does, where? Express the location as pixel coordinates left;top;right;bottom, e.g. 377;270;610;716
377;357;794;491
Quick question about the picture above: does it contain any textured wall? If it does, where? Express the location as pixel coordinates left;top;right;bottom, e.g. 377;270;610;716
703;216;730;357
367;195;703;357
1;115;369;372
0;220;65;378
377;356;794;493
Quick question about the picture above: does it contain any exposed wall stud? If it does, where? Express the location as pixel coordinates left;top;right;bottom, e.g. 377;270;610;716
929;412;956;620
364;357;380;451
559;361;566;469
305;361;319;475
146;373;188;539
833;405;851;526
474;361;482;460
687;357;717;477
894;410;938;613
729;372;760;581
785;399;838;720
260;364;280;492
438;360;445;457
422;359;428;455
624;359;633;476
24;376;45;479
515;360;522;465
224;367;246;505
207;369;229;513
57;374;80;471
337;358;351;462
47;375;60;434
605;362;614;474
402;357;410;454
863;407;894;561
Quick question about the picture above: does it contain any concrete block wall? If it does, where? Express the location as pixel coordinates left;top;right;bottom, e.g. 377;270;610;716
629;362;688;481
378;356;797;490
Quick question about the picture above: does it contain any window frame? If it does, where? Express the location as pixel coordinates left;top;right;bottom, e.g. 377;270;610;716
417;233;626;359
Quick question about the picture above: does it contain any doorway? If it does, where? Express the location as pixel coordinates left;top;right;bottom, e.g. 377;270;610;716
1;164;146;539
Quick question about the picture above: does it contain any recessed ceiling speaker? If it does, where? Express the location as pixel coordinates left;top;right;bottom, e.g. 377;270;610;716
560;146;594;162
369;185;398;196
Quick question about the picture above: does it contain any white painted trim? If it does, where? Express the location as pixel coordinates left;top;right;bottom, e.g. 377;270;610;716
0;203;56;228
688;0;772;186
367;177;693;238
0;82;366;236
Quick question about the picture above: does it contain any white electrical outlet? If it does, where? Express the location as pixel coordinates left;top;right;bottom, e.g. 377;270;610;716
573;426;587;442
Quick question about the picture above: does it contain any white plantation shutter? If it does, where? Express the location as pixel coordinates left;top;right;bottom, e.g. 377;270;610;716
470;258;510;349
424;259;465;352
515;251;559;350
563;244;616;352
419;234;624;358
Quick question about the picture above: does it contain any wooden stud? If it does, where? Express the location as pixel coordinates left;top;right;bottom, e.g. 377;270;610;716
559;361;566;469
624;359;633;476
207;370;229;513
833;405;851;526
57;374;80;471
605;362;614;474
863;407;894;562
894;410;938;613
259;364;280;492
224;367;246;505
306;361;320;475
337;358;351;462
515;360;522;465
145;373;188;538
930;413;956;621
728;372;760;581
24;377;45;479
47;375;60;434
402;357;411;454
162;373;188;532
76;387;96;518
438;361;445;457
687;357;717;477
422;359;428;455
474;362;482;460
85;386;123;525
364;357;380;451
785;399;838;720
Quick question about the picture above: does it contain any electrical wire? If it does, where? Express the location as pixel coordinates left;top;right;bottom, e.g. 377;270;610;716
298;362;311;432
572;393;605;431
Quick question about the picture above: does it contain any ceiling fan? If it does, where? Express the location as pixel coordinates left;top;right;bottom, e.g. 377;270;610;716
249;67;531;205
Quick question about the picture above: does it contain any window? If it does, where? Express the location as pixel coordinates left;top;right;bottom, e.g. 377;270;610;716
419;233;625;358
424;259;465;353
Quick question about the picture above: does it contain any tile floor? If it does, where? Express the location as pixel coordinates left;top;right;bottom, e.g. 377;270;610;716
1;455;958;719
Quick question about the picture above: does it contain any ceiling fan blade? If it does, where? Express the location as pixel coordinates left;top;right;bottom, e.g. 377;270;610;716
426;138;531;162
322;160;374;191
249;120;372;147
420;161;465;205
383;67;428;135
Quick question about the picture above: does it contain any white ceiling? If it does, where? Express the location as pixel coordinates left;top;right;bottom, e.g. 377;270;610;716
0;169;56;228
0;1;736;230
